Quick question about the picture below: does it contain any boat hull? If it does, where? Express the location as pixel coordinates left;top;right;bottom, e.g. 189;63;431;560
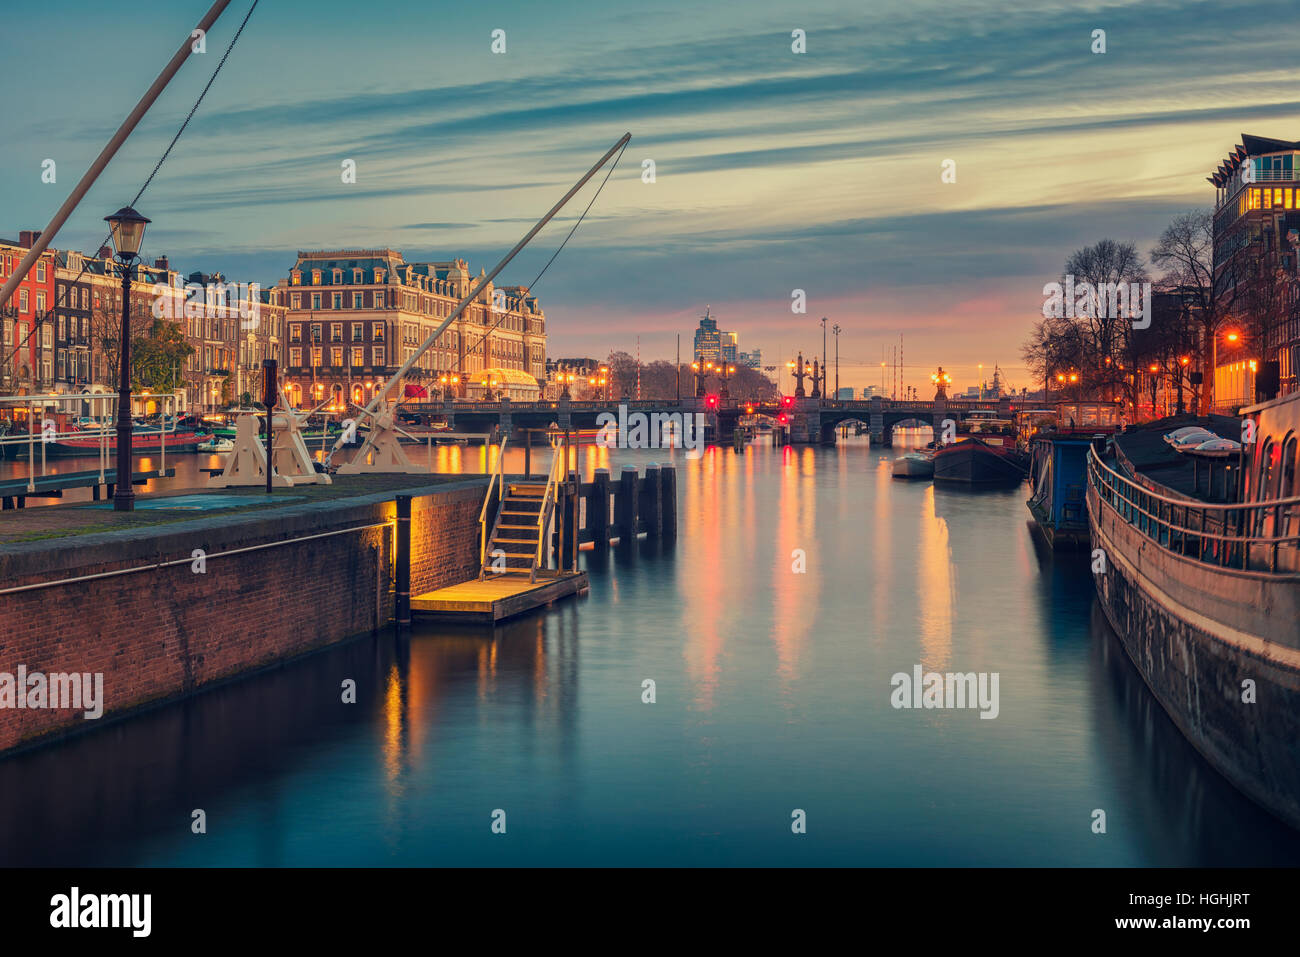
44;431;202;456
933;441;1026;487
1087;480;1300;830
891;454;933;479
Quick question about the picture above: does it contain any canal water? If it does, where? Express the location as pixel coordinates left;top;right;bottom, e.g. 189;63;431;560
2;433;1298;865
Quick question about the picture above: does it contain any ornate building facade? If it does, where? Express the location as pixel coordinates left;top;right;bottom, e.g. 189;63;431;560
276;250;546;409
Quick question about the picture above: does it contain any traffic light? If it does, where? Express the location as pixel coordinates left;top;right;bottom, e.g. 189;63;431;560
781;395;795;408
705;394;719;409
777;413;788;425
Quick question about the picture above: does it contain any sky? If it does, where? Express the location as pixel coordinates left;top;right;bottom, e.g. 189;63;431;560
2;0;1299;395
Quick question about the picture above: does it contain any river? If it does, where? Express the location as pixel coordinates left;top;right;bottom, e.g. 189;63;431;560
1;432;1297;865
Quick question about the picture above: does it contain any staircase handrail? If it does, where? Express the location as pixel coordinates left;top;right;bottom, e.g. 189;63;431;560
532;432;567;579
478;432;509;568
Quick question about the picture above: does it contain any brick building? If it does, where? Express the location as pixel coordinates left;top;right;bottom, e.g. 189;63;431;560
0;231;58;394
1209;133;1300;402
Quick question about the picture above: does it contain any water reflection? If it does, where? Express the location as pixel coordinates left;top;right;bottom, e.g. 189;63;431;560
1;434;1298;865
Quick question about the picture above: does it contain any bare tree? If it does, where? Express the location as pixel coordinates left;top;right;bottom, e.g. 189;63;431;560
1150;210;1241;412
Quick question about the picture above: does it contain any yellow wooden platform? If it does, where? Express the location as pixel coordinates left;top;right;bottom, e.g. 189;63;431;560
411;571;589;623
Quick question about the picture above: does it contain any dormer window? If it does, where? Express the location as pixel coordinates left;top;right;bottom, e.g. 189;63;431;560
353;269;363;283
332;269;342;284
375;269;385;283
311;269;322;285
291;270;301;285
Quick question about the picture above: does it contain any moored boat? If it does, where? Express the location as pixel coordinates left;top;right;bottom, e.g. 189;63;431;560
1026;401;1122;548
45;428;202;456
1087;395;1300;830
891;451;934;479
933;437;1028;487
197;436;235;453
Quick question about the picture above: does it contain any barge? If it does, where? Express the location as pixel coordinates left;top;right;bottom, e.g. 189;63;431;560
1086;396;1300;829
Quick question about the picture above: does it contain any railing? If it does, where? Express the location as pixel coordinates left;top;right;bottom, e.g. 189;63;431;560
478;431;508;569
532;432;566;582
1087;445;1300;574
0;391;180;493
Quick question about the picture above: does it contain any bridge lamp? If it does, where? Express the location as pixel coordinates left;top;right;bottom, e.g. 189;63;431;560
1225;331;1240;343
1069;373;1079;383
1179;356;1190;366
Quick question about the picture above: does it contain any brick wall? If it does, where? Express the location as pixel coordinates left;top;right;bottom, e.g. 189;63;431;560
0;479;484;754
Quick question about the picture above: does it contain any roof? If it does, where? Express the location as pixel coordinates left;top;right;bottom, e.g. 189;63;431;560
1208;133;1300;186
474;367;542;388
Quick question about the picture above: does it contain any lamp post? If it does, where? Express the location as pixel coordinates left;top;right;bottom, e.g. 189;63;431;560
719;363;735;399
832;324;841;400
1176;355;1189;414
930;366;952;400
105;206;149;511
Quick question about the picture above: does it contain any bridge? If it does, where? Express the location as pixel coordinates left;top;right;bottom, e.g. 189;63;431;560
395;394;1024;446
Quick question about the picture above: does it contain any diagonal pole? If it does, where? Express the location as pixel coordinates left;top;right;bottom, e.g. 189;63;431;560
329;131;632;464
0;0;234;312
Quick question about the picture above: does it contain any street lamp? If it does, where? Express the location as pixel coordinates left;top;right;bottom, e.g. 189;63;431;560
930;366;952;400
104;205;149;511
719;363;736;399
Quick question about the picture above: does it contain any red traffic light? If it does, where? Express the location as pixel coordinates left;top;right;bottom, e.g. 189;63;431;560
777;413;788;425
705;394;719;409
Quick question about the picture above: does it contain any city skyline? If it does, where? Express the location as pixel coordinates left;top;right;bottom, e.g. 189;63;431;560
3;0;1299;394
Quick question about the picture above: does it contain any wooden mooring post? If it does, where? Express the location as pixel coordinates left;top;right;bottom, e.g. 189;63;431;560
395;494;412;635
615;466;639;545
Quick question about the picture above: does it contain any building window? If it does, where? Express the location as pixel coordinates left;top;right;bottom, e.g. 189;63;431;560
330;323;342;342
353;292;363;308
57;315;65;339
312;293;322;310
289;324;302;343
332;293;342;309
373;292;385;309
19;290;27;311
311;270;321;284
352;346;364;367
332;269;342;284
353;269;362;283
311;347;322;368
310;323;321;342
372;346;386;366
372;322;385;341
332;347;343;367
351;322;363;342
36;262;45;282
289;347;302;366
81;288;88;310
291;293;301;309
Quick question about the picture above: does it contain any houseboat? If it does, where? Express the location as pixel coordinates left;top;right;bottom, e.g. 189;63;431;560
1026;401;1122;549
932;412;1029;488
1086;392;1300;830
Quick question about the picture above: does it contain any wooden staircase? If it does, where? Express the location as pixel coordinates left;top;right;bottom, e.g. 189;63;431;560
481;481;548;579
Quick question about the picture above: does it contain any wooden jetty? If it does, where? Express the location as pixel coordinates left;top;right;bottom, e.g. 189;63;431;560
411;571;588;623
0;467;174;509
